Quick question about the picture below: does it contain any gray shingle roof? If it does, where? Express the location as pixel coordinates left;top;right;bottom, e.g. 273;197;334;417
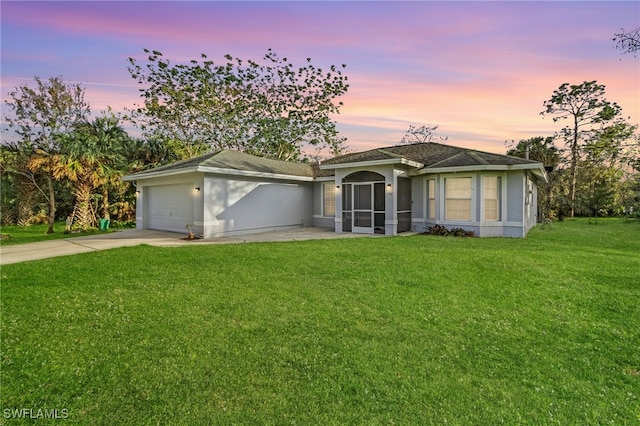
202;150;314;177
124;143;543;183
124;149;315;180
322;142;539;171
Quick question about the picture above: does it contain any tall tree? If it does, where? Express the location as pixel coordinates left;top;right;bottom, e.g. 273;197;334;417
613;27;640;57
0;143;42;225
506;136;560;168
624;133;640;173
540;81;622;217
83;110;130;221
41;111;127;230
399;124;448;145
507;136;561;220
3;77;90;233
123;137;181;173
127;49;349;161
580;121;638;217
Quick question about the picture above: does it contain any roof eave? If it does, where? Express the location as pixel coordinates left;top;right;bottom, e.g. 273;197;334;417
122;167;199;181
122;166;313;182
416;162;547;177
320;158;423;170
529;166;549;183
196;166;313;181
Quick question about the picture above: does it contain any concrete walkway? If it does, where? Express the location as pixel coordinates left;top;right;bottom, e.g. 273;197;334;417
0;227;372;265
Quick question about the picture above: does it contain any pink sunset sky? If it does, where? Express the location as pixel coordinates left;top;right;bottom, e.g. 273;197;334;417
1;1;638;155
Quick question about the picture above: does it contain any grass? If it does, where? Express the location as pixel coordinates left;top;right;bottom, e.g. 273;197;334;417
0;221;131;246
1;218;639;424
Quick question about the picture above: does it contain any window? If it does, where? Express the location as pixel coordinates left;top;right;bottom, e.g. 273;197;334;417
445;177;471;220
484;176;501;221
323;184;335;216
427;179;436;220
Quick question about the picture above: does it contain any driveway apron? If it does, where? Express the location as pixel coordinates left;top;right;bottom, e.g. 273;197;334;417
0;228;374;265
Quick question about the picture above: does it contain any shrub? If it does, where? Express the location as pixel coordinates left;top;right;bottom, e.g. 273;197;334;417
449;227;476;237
425;224;475;237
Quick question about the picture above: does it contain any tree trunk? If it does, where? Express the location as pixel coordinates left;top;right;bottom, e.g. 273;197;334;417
570;116;579;218
16;175;38;226
72;182;94;230
102;187;110;220
46;171;56;234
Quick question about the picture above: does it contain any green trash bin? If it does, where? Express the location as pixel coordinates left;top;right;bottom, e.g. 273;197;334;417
99;219;110;230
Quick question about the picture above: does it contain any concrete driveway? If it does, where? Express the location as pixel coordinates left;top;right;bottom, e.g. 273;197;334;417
0;227;372;265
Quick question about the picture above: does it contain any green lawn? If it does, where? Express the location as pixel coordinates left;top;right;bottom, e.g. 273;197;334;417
0;222;120;246
1;219;639;424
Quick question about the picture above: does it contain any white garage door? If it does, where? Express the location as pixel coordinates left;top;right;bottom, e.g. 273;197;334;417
147;184;194;233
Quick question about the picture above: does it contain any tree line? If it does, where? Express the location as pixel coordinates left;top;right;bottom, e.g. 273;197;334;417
1;50;349;232
507;80;639;220
1;76;180;232
2;43;639;233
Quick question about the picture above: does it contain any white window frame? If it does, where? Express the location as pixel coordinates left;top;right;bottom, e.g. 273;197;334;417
443;175;474;222
322;183;336;217
427;178;436;220
482;175;502;222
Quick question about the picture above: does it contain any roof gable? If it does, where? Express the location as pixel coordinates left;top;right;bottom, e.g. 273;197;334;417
200;150;314;177
123;143;546;183
123;149;315;181
322;142;540;170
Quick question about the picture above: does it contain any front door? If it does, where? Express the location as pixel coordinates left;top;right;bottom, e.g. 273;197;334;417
351;182;385;234
352;183;373;234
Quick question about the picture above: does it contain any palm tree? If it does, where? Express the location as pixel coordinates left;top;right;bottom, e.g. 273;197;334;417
85;111;129;222
4;76;90;233
45;113;124;230
1;142;43;225
25;148;61;231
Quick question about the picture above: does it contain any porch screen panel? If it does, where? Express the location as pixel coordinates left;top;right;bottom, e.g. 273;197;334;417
397;178;412;211
374;183;385;211
397;212;411;232
484;176;500;221
374;213;385;228
354;185;372;210
342;184;352;211
397;178;412;232
354;211;372;227
445;177;472;220
342;211;352;232
342;184;352;231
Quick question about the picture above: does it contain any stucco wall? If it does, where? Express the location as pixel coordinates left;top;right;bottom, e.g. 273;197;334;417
505;171;524;224
134;172;203;233
133;167;538;239
524;171;539;233
312;180;335;229
415;170;536;238
410;176;425;233
201;175;313;238
332;164;412;235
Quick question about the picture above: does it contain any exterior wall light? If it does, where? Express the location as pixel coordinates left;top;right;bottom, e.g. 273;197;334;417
195;187;201;191
336;185;340;189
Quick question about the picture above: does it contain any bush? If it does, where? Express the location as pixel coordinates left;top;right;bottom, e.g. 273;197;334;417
425;224;475;237
425;224;449;236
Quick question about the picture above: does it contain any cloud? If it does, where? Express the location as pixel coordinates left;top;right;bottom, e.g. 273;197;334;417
2;1;637;156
